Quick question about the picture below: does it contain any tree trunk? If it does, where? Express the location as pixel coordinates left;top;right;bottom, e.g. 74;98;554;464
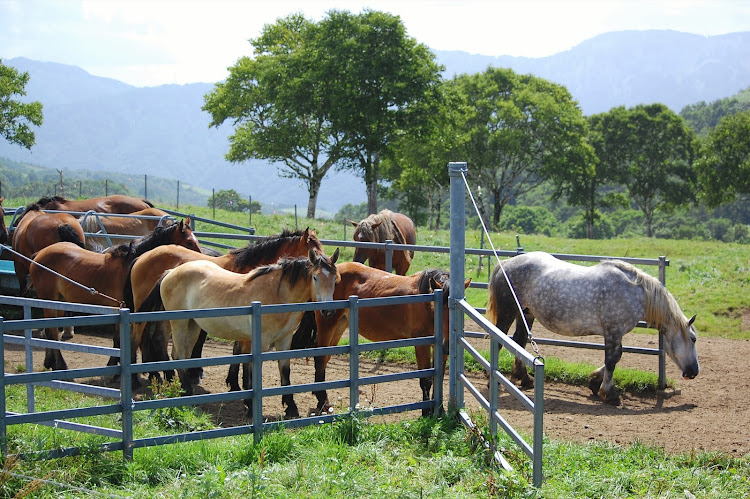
365;153;379;214
307;178;320;219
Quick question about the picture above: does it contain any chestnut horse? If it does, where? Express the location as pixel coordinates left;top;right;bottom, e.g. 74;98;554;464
36;195;152;214
486;251;699;405
80;207;174;250
350;210;416;275
308;262;470;416
124;228;326;381
10;202;87;293
29;220;201;378
137;250;339;418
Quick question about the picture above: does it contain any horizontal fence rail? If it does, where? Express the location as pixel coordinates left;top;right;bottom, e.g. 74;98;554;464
0;290;444;461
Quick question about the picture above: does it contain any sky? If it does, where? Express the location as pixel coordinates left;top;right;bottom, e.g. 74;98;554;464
1;0;749;87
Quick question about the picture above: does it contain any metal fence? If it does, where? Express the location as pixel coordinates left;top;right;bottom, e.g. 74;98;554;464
0;290;444;460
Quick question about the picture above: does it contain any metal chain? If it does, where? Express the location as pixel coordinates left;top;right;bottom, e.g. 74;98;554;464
0;244;124;308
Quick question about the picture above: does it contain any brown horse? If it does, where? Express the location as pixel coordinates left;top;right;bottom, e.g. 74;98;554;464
10;203;87;293
350;210;416;275
124;228;326;381
80;207;174;250
138;249;340;417
36;195;152;214
308;262;470;416
29;220;201;377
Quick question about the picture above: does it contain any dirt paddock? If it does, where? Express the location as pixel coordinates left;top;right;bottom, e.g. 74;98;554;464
3;323;748;458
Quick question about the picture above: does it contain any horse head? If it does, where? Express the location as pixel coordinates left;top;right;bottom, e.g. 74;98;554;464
350;216;382;264
310;247;339;318
174;217;201;253
664;314;700;380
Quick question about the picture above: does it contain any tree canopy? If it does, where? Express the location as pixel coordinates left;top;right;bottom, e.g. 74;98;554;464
696;110;750;208
0;60;43;150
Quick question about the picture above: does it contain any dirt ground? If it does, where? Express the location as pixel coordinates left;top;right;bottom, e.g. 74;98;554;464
4;321;749;458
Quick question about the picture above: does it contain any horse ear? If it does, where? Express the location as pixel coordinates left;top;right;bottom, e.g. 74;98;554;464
464;278;472;289
185;216;192;225
371;222;382;230
331;247;340;264
688;314;696;326
349;220;358;227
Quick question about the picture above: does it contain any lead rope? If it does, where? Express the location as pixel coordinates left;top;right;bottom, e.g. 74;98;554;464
459;172;540;357
0;244;125;308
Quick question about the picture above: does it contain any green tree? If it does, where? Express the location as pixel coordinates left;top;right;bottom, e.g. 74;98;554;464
680;89;750;136
384;82;470;229
207;189;259;213
314;9;443;214
696;110;750;208
203;14;345;219
0;60;43;149
453;68;590;228
597;104;697;237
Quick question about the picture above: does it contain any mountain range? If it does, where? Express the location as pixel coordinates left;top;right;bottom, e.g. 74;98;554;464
1;30;748;214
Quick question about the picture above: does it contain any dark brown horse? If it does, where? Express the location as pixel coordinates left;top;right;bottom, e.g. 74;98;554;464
350;210;416;275
308;262;470;416
36;195;153;214
10;203;87;293
124;228;326;382
29;220;201;377
80;207;174;250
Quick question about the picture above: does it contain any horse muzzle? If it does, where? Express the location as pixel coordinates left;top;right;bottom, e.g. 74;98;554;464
321;309;336;319
682;364;699;380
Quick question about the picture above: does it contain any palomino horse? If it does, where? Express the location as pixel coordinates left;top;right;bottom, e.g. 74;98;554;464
36;195;152;214
10;202;87;293
124;228;326;380
138;249;340;418
308;262;471;416
80;207;174;251
486;251;699;405
29;220;201;378
350;210;416;275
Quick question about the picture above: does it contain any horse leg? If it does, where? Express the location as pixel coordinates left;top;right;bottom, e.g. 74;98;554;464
588;334;623;405
278;358;299;419
415;345;434;417
312;313;347;414
42;309;67;371
170;319;201;396
187;329;207;385
226;340;245;392
510;311;535;389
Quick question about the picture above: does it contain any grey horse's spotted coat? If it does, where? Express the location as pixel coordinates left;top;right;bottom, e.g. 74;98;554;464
486;251;699;404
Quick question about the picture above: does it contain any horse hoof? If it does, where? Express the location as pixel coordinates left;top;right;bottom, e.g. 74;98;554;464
598;389;621;406
519;376;535;389
61;330;74;340
588;375;603;395
285;405;300;419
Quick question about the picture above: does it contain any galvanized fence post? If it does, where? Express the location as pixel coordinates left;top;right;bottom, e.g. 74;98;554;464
349;296;360;411
533;358;545;487
0;317;6;457
433;289;444;415
251;302;263;443
119;309;134;460
489;335;499;442
448;162;467;411
658;256;667;389
23;304;34;413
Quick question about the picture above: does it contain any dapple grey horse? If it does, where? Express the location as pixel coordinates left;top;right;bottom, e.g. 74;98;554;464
486;251;699;405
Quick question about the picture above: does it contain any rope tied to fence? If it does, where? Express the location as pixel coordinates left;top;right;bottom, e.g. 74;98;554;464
0;244;125;308
458;172;540;358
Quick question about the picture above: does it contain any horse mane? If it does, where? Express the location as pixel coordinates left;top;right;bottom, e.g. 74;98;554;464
602;260;687;333
108;224;183;261
143;199;154;208
250;253;336;287
11;202;42;227
35;196;66;206
229;228;318;268
417;268;450;303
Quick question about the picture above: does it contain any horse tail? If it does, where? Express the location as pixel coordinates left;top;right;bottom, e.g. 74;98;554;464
122;263;136;313
57;224;85;248
136;275;166;314
485;266;500;325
